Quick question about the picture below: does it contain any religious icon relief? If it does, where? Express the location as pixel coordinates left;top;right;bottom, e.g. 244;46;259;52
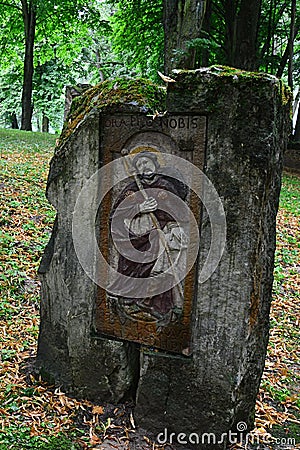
95;115;207;354
107;146;189;329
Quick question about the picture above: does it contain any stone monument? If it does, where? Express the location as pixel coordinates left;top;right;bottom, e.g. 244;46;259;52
36;70;291;449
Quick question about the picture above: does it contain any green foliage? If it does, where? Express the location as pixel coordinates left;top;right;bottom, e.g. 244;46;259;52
186;36;221;51
0;0;299;130
0;4;23;66
0;64;23;127
279;173;300;214
0;0;113;130
257;0;292;75
273;173;300;295
110;0;164;82
261;380;292;403
33;60;76;131
0;427;80;450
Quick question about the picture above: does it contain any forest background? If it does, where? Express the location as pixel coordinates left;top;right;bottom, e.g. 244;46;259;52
0;0;299;137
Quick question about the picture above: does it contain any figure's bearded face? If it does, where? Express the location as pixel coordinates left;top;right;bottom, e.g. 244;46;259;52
135;156;157;179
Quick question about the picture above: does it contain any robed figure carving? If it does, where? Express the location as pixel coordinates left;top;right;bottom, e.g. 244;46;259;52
107;147;189;327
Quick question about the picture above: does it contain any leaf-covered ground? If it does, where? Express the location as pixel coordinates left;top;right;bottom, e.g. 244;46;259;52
0;129;299;449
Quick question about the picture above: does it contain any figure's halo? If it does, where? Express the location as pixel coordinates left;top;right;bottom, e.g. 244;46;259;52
128;145;165;166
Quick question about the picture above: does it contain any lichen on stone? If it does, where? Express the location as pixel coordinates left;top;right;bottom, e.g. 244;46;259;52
172;65;290;88
278;79;292;109
57;78;166;150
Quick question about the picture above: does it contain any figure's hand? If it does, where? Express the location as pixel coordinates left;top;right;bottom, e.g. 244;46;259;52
139;197;158;213
170;226;188;246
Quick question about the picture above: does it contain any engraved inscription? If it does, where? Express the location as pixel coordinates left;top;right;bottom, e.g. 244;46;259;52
104;115;202;130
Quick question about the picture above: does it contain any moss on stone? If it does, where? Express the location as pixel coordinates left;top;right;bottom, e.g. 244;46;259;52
209;65;277;80
278;79;293;111
174;65;280;80
173;65;291;92
57;70;291;151
170;65;292;115
57;78;166;150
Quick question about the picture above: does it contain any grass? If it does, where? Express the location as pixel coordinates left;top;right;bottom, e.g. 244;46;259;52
0;128;299;449
0;427;80;450
254;171;300;448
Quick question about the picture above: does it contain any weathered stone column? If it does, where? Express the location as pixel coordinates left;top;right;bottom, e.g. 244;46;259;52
134;68;291;448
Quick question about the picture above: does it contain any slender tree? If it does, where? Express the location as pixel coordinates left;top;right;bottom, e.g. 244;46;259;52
276;22;300;78
201;0;212;65
21;0;36;130
288;0;296;89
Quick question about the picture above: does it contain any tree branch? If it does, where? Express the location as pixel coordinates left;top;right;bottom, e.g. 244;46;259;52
260;3;287;62
0;1;22;11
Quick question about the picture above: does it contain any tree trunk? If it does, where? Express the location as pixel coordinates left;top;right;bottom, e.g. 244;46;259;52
42;114;49;133
201;0;212;66
293;105;300;141
233;0;262;70
293;89;300;117
276;24;299;78
163;0;207;73
36;115;41;132
224;0;238;66
11;113;19;129
21;0;36;131
95;48;105;82
264;0;274;72
288;0;296;90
